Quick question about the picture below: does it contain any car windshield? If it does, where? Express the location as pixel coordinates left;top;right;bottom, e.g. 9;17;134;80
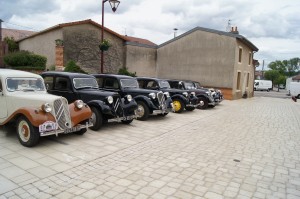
194;82;202;89
120;79;139;88
73;78;99;89
184;82;196;89
159;80;171;89
6;77;45;92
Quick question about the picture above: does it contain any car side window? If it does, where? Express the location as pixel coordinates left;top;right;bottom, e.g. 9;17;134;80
104;78;119;89
0;79;2;92
44;76;54;90
146;81;158;89
54;77;70;91
137;80;144;88
96;77;104;88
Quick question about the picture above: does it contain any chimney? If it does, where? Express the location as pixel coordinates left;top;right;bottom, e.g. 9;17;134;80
231;26;239;34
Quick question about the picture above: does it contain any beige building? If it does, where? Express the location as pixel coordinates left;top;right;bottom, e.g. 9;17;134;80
17;19;258;99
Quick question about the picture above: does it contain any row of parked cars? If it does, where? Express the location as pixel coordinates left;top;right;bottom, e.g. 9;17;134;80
0;69;223;147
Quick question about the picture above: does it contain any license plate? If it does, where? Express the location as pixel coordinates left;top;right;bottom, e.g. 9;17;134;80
64;126;81;134
39;121;58;133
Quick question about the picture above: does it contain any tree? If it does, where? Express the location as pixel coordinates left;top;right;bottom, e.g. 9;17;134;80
273;75;286;92
118;67;136;77
4;36;19;52
264;70;280;89
268;57;300;77
64;60;86;74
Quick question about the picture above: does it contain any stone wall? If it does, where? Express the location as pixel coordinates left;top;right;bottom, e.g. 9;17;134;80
63;24;125;74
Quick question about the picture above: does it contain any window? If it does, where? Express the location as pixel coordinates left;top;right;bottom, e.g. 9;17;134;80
146;81;158;89
246;73;250;87
44;76;54;90
248;52;252;65
0;80;2;91
104;78;119;89
54;77;69;91
236;72;241;90
238;47;243;63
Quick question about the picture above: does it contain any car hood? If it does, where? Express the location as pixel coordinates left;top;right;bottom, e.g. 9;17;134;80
6;91;62;109
123;88;160;95
160;88;185;94
78;88;118;97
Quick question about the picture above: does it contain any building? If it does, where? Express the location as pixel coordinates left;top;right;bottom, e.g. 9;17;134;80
17;19;258;99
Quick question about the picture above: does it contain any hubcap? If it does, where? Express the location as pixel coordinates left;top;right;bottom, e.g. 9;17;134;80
18;120;30;142
91;112;96;125
135;104;145;118
199;100;204;106
173;100;181;112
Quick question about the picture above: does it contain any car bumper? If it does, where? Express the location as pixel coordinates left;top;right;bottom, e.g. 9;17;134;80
39;121;92;137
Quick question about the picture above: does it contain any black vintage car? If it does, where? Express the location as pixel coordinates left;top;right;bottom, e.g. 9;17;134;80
137;77;199;113
193;81;224;104
41;72;137;130
92;74;174;121
167;79;215;109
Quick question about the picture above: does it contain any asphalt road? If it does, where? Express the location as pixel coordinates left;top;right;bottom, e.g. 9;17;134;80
254;89;291;99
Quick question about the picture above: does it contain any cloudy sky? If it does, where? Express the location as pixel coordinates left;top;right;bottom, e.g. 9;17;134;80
1;0;299;69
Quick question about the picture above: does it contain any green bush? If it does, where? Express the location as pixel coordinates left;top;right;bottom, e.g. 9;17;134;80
64;60;86;74
118;67;136;77
4;51;46;70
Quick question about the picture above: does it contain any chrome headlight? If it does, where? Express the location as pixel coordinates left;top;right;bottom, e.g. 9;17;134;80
126;95;132;102
191;92;196;96
42;103;52;113
75;100;84;109
149;93;156;99
164;92;170;98
205;91;211;96
107;96;114;104
183;92;188;97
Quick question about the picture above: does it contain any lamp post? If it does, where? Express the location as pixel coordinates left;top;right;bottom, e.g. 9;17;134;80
100;0;120;73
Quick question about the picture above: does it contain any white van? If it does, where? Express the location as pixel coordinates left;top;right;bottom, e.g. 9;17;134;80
254;80;272;92
289;82;300;98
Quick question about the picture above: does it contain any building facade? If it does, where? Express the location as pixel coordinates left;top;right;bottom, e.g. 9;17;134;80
17;19;258;99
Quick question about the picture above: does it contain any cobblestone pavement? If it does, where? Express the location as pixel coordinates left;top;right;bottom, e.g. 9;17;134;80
0;97;300;199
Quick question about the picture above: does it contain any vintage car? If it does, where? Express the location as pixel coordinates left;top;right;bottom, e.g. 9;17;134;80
193;81;224;104
41;72;137;130
0;69;92;147
167;79;215;109
137;77;199;113
92;74;174;121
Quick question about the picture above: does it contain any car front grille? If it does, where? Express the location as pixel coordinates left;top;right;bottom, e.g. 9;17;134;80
112;96;123;116
157;91;166;107
53;98;72;130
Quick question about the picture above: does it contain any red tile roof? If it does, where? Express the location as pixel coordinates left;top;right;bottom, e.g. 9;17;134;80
124;35;157;46
292;74;300;81
1;28;36;41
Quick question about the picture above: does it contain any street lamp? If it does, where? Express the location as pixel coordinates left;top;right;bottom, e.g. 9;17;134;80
100;0;120;73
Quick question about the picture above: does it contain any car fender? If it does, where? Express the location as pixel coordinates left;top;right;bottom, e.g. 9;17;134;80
87;100;112;115
134;95;153;109
68;103;92;126
0;107;56;127
171;94;189;104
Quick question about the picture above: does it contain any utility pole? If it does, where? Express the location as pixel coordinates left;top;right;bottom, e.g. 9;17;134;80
261;60;265;80
0;19;3;41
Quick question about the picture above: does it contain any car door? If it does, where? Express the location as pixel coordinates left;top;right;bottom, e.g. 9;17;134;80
0;79;8;119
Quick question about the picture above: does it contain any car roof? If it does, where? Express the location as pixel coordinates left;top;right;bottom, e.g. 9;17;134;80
41;71;95;79
92;74;135;80
0;69;42;79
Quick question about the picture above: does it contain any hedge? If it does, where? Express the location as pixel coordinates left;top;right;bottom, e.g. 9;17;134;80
4;51;47;70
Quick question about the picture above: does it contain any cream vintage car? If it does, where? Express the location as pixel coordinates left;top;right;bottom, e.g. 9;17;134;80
0;69;92;147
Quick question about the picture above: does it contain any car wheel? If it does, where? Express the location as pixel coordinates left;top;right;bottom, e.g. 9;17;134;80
121;119;133;124
297;94;300;99
185;107;195;111
74;128;87;135
173;98;184;113
16;116;40;147
135;101;150;121
89;107;103;131
198;97;208;109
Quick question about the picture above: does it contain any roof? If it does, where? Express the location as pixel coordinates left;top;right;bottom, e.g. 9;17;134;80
292;74;300;81
124;36;157;46
16;19;156;46
159;26;259;52
0;69;42;78
41;71;95;79
18;19;128;42
92;73;135;79
1;28;36;41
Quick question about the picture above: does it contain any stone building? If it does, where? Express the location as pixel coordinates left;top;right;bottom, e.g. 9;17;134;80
17;19;258;99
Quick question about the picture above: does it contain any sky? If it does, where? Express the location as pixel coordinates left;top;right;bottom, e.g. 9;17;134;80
1;0;300;70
